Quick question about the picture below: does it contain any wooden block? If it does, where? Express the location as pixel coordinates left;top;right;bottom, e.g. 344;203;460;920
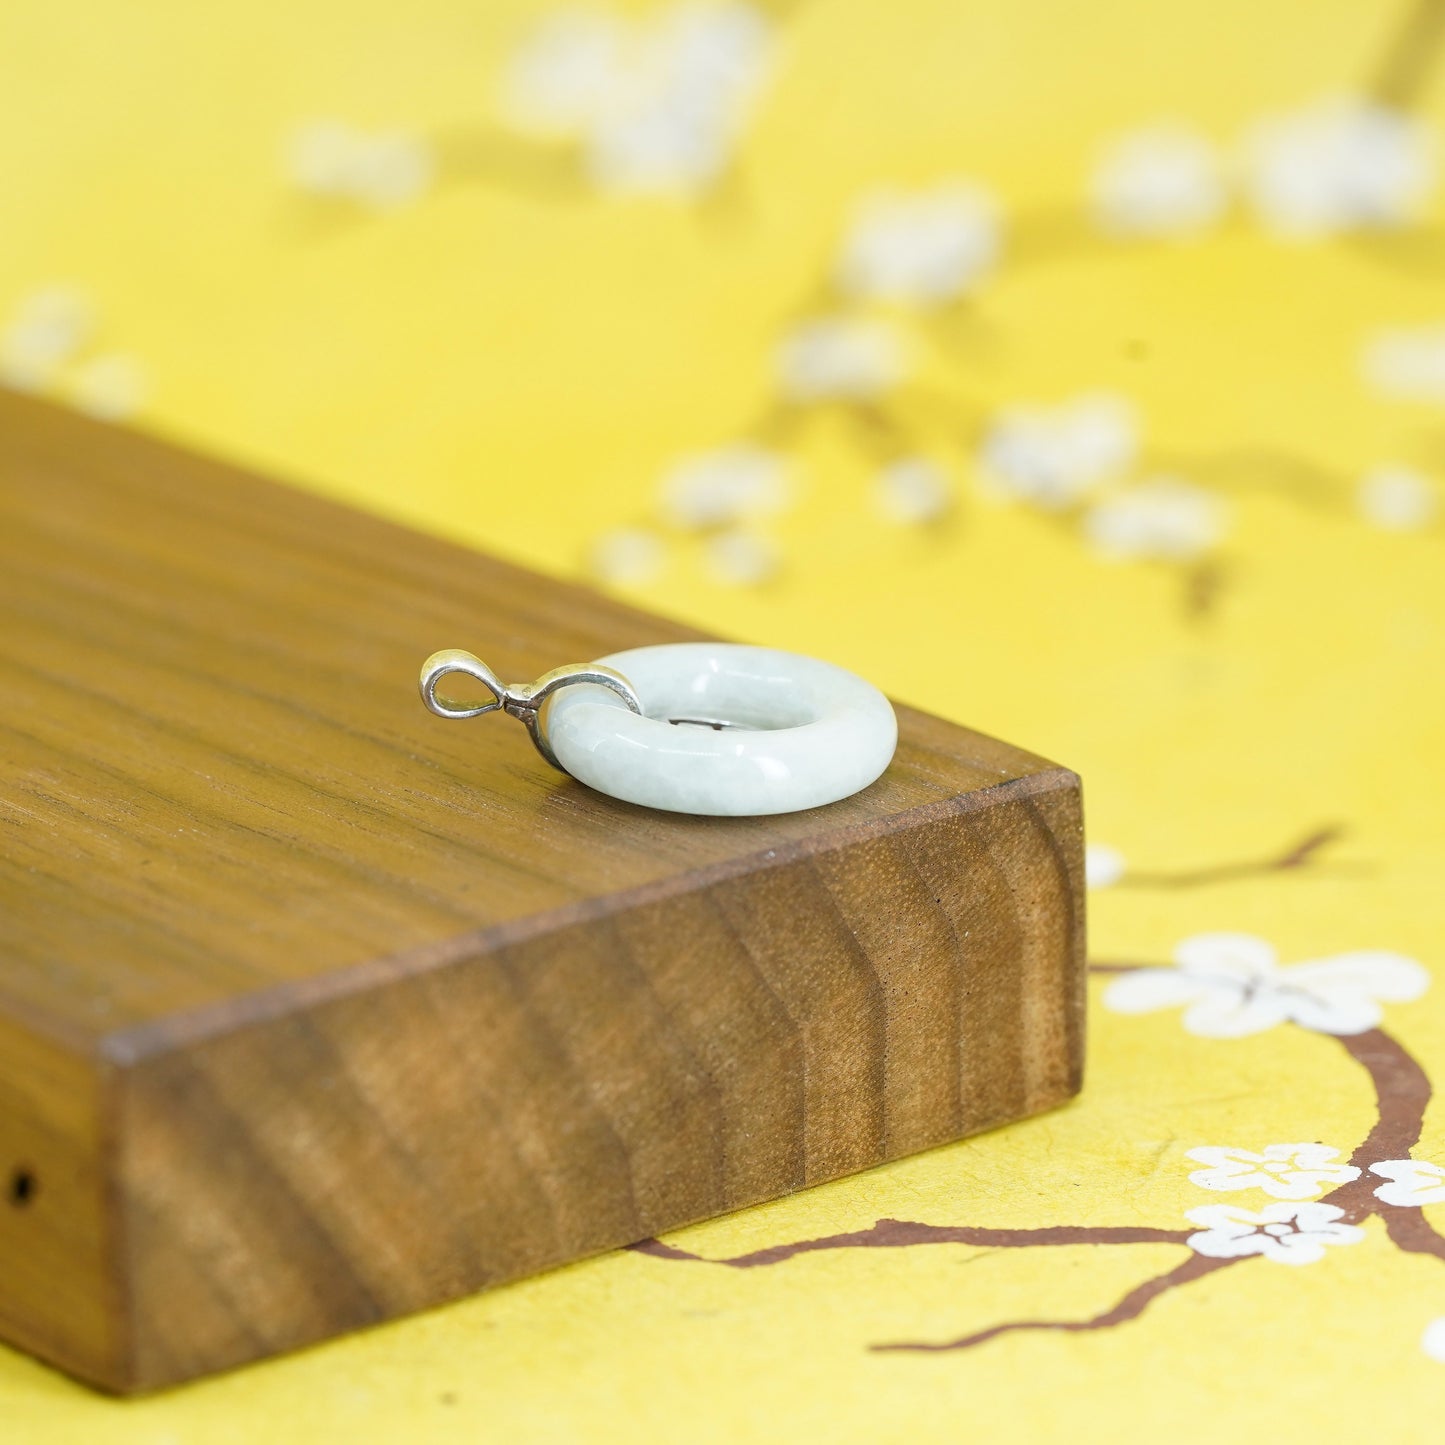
0;391;1085;1393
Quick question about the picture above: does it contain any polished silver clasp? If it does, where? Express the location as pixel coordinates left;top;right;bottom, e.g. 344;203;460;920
419;649;643;772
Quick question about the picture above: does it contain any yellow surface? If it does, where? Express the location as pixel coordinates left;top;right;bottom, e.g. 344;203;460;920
4;0;1445;1439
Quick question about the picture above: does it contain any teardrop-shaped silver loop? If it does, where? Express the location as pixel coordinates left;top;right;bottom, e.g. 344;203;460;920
419;650;506;720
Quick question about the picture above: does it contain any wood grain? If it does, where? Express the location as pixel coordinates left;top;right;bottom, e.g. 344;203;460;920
0;390;1086;1391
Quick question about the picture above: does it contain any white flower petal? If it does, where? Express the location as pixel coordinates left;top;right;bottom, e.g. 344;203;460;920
979;393;1137;510
1181;986;1294;1039
1084;843;1126;889
588;527;666;585
1280;987;1383;1036
838;182;1001;303
872;457;951;525
1174;932;1277;983
1364;326;1445;401
1422;1317;1445;1362
1102;967;1212;1015
1091;124;1227;237
1286;951;1430;1003
1084;477;1226;561
1370;1159;1445;1208
1358;467;1439;532
659;445;791;530
1244;96;1435;237
704;528;779;585
777;318;907;401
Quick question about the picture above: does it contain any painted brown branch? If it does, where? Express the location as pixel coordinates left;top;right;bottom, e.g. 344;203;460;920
871;1253;1229;1354
629;1219;1189;1269
1115;824;1347;889
1368;0;1445;109
1325;1028;1445;1260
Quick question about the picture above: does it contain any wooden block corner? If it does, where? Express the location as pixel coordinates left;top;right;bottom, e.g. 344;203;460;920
0;391;1086;1392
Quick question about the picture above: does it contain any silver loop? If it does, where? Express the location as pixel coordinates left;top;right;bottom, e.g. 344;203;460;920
418;651;643;772
419;649;506;720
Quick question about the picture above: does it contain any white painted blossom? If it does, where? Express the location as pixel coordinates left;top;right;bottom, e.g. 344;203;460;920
1243;97;1435;237
1083;477;1226;561
1104;932;1430;1038
1423;1317;1445;1362
588;527;666;585
1186;1202;1365;1265
704;528;778;585
1187;1144;1360;1200
0;287;94;390
287;121;434;209
659;445;791;529
837;183;1001;303
1357;466;1439;532
1363;325;1445;401
978;393;1137;509
1369;1159;1445;1208
68;353;147;421
871;457;951;524
1084;843;1126;889
500;10;623;134
500;2;774;196
1091;125;1227;237
777;317;907;401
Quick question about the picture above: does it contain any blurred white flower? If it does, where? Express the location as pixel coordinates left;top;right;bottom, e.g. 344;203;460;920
871;456;952;524
1369;1159;1445;1208
1244;97;1435;237
1084;477;1225;561
287;121;435;210
0;287;94;390
501;10;623;134
659;444;791;529
1357;466;1439;531
1186;1144;1360;1200
777;317;907;401
588;527;666;585
1424;1317;1445;1362
979;393;1137;509
501;2;773;195
1091;124;1227;237
1084;843;1126;889
1185;1202;1364;1265
704;528;778;584
1105;932;1429;1038
69;353;147;421
837;183;1001;303
1363;326;1445;401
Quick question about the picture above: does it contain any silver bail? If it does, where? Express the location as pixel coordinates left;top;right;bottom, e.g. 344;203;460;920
419;649;643;772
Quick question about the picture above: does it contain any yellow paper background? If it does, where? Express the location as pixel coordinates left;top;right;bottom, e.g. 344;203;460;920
3;1;1445;1439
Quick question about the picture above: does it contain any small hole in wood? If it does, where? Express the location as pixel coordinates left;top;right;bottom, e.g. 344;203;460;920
8;1169;37;1207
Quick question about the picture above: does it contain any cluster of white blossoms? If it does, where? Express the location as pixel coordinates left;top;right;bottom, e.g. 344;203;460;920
500;1;774;196
590;443;792;588
775;317;909;403
1178;1145;1445;1281
1091;97;1436;239
837;183;1001;303
1185;1201;1363;1266
980;393;1137;510
979;391;1226;562
0;288;147;421
287;121;435;210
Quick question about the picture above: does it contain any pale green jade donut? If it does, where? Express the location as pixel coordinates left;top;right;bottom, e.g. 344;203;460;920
546;643;898;816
